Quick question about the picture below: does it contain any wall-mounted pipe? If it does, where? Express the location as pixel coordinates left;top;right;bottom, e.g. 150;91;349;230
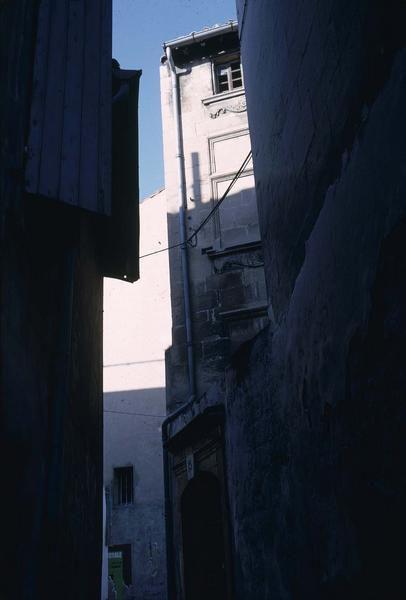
166;45;196;401
163;45;196;600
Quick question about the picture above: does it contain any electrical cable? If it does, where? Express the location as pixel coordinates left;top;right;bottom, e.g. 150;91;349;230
213;260;264;274
187;149;252;244
138;241;183;259
104;390;208;418
104;409;166;418
139;149;253;260
105;157;254;416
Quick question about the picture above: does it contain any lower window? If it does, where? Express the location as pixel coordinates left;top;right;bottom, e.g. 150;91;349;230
108;544;132;599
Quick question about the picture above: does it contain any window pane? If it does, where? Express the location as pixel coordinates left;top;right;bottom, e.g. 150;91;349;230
231;62;243;89
218;75;229;92
215;58;243;94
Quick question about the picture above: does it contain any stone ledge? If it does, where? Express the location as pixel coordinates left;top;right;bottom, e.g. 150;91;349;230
201;88;245;106
202;239;262;258
219;303;268;321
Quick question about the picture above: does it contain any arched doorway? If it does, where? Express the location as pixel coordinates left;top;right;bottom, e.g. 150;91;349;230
181;471;228;600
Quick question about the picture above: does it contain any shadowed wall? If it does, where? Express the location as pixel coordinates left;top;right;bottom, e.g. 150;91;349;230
225;1;406;597
0;3;104;598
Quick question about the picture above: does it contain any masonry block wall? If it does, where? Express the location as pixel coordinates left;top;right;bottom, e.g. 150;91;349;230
226;1;406;597
160;35;268;412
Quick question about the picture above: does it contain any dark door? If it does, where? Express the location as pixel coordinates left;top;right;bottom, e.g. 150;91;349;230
181;472;227;600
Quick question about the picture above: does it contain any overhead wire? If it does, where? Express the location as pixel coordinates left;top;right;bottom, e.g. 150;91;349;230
139;149;253;260
138;240;183;259
186;149;252;244
108;155;254;419
104;409;166;418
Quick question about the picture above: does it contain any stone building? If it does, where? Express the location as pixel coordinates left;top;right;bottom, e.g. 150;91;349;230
160;22;268;599
221;1;406;598
0;2;140;599
103;189;170;600
161;3;406;599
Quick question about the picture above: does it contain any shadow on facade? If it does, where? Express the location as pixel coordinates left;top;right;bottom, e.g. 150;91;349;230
104;386;167;600
165;152;267;412
104;387;166;415
163;149;267;600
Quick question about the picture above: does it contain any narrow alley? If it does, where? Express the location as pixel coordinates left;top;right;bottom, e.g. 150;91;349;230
1;2;405;599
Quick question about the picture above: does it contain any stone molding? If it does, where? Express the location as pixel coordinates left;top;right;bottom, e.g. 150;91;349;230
209;98;247;119
202;89;247;119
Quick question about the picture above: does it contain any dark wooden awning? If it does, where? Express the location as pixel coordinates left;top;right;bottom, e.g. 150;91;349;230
100;67;142;282
25;0;112;215
24;1;141;282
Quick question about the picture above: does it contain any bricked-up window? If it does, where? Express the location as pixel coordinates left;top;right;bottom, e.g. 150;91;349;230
215;59;243;94
114;467;134;505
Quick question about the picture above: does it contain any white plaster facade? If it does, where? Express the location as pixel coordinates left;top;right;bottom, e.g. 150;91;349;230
161;34;259;253
103;188;170;600
160;24;268;409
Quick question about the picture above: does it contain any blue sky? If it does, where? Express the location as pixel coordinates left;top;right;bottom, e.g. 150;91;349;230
113;0;237;199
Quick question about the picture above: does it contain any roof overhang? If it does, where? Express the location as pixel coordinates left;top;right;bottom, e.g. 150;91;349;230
163;21;238;50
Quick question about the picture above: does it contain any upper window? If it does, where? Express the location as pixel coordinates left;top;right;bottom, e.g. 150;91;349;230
113;466;134;505
215;58;243;94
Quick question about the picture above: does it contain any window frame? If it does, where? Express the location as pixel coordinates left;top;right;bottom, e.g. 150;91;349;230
212;53;244;95
108;543;132;586
113;466;134;506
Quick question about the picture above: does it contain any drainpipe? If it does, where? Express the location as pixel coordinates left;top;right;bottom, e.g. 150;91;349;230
166;45;196;400
163;46;196;600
